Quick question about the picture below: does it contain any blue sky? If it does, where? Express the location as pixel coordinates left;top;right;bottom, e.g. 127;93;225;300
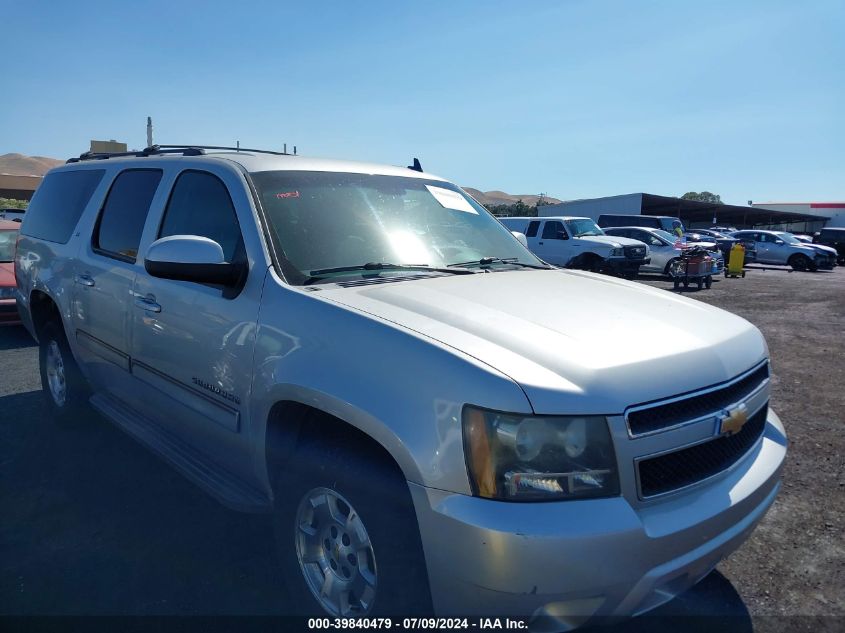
1;0;842;204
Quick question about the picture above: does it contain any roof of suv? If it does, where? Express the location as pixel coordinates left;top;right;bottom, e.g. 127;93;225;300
60;149;448;182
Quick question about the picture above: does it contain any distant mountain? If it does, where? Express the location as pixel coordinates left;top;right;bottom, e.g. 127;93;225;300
462;187;561;208
0;153;63;176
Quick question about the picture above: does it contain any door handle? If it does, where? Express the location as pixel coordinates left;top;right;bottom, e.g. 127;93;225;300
538;241;544;245
134;295;162;313
74;274;95;287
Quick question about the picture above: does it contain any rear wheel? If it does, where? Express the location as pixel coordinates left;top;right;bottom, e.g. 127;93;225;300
272;427;431;617
38;320;90;424
664;258;679;277
705;275;713;289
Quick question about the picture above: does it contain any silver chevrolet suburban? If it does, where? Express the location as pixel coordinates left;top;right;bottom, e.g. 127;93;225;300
15;146;786;629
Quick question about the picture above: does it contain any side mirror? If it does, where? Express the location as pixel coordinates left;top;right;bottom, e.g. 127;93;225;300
511;231;528;247
144;235;243;285
557;231;569;240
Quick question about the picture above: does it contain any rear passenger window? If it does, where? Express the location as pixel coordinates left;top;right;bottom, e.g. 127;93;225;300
94;170;163;261
525;221;540;238
158;171;242;262
21;169;105;244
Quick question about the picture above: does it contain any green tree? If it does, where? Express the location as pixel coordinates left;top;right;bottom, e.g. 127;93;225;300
681;191;723;204
0;197;28;209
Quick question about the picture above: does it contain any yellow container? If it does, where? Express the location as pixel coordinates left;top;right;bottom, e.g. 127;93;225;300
727;243;746;277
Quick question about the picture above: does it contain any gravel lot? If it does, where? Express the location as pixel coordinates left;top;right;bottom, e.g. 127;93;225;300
1;265;843;630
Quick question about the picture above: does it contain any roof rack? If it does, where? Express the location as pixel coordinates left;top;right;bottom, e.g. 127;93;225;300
66;144;295;163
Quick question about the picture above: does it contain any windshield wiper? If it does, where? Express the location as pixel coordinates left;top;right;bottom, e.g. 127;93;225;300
304;262;476;284
448;257;550;270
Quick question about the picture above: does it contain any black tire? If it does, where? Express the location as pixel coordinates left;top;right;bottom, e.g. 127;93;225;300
38;320;90;424
272;429;432;617
697;277;704;290
705;276;712;289
664;258;679;277
788;254;813;271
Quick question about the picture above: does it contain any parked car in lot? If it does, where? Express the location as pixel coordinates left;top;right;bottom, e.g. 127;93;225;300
0;219;21;325
813;227;845;264
0;207;26;223
689;228;757;263
604;226;724;276
597;213;686;235
684;230;736;261
15;146;786;624
732;230;831;271
772;232;836;269
500;215;649;278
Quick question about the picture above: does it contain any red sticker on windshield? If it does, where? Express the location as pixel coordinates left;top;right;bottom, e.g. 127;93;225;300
275;191;300;199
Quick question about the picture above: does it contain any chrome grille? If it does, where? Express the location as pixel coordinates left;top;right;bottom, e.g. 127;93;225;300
637;404;767;498
625;245;646;259
626;362;769;436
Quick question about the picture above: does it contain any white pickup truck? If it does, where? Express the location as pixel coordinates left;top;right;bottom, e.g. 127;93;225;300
501;216;650;278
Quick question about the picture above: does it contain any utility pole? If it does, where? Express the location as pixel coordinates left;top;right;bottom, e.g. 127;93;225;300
146;117;153;148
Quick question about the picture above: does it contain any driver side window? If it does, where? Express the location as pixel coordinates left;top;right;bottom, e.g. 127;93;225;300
159;170;244;262
542;221;565;240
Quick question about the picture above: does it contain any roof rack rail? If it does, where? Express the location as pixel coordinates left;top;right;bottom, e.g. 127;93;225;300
66;144;295;163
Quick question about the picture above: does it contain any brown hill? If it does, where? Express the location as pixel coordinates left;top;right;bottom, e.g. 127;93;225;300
0;153;64;176
462;187;561;208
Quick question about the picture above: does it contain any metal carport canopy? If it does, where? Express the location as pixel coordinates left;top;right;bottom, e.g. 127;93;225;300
640;193;826;228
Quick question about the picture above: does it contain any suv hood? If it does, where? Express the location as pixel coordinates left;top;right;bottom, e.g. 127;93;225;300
577;235;644;248
319;270;767;414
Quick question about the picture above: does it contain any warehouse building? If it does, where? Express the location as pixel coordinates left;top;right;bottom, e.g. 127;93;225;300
751;202;845;229
539;193;831;232
0;174;41;201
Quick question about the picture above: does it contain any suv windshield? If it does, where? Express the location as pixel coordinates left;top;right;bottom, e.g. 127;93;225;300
251;171;544;283
565;218;604;237
0;228;19;262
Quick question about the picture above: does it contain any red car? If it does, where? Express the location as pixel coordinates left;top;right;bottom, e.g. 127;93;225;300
0;219;21;325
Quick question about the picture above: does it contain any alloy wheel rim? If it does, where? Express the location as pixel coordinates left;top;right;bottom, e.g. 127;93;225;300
46;340;67;406
294;487;377;616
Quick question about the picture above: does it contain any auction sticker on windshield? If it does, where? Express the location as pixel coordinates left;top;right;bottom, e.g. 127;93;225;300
425;185;478;214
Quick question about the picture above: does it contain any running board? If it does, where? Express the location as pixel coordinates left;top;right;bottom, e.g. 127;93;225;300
90;393;272;513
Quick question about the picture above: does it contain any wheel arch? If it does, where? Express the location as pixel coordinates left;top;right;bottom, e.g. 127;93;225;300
260;391;423;501
29;289;63;340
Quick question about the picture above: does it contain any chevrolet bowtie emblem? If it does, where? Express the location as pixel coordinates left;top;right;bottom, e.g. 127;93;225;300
719;403;749;436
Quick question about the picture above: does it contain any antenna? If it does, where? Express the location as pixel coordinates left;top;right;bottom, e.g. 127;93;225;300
284;143;287;154
236;140;240;151
146;117;153;147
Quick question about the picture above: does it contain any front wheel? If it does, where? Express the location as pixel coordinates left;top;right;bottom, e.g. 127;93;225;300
788;254;814;271
38;320;90;424
273;432;432;617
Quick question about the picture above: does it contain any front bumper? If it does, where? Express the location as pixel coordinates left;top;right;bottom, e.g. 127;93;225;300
603;257;650;275
0;298;21;325
410;408;786;628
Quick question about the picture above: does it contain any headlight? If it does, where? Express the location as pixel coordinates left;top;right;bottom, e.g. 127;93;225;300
462;406;620;501
609;248;624;257
0;287;15;299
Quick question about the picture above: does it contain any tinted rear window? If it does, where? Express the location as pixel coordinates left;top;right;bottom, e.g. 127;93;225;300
20;170;105;243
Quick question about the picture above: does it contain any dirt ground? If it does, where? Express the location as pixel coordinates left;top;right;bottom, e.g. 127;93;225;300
0;264;843;629
638;264;845;618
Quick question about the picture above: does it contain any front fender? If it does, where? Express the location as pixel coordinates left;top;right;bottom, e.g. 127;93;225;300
247;272;533;497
